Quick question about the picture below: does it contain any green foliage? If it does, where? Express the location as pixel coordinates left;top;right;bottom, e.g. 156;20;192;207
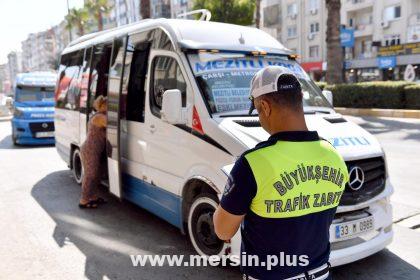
320;81;420;109
85;0;113;14
404;85;420;109
192;0;255;26
85;0;113;31
315;82;327;90
65;7;89;35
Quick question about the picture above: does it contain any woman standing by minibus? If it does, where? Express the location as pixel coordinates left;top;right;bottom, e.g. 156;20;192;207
79;95;108;209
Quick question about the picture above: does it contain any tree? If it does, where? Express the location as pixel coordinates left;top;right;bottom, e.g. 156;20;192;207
140;0;151;19
325;0;343;84
193;0;255;26
255;0;261;28
66;7;88;36
85;0;113;32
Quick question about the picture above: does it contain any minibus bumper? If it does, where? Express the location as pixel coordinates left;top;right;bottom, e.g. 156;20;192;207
12;118;55;145
329;198;393;267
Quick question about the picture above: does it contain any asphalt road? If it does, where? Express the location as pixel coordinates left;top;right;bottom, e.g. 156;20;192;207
0;117;419;280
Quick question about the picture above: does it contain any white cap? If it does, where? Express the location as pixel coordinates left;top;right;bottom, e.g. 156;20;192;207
250;66;299;98
248;66;302;115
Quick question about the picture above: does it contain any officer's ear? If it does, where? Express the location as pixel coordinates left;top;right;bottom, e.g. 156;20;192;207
259;98;272;118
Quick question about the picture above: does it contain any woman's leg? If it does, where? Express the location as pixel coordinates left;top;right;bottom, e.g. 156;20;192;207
88;164;102;201
80;168;94;202
80;150;95;204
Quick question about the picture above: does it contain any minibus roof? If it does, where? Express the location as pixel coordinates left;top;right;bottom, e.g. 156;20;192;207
62;18;292;55
15;72;57;87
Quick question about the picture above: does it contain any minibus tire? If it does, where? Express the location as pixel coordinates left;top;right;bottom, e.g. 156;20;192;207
72;148;84;185
188;193;226;256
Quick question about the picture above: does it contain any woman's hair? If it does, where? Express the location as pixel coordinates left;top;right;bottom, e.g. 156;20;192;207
93;95;107;112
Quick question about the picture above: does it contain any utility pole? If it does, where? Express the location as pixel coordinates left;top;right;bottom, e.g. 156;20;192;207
66;0;73;41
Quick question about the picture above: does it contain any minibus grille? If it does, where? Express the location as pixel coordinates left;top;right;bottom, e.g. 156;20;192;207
340;157;386;205
29;122;55;133
233;119;261;127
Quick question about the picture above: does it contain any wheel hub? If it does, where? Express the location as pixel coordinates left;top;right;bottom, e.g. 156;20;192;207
196;212;219;247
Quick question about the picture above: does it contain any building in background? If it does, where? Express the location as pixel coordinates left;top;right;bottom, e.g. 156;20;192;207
0;64;11;94
342;0;420;82
151;0;172;18
6;51;23;86
171;0;192;18
260;0;420;82
21;26;64;73
104;0;141;28
261;0;327;81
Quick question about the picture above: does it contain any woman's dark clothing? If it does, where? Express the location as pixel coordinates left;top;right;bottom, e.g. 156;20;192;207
80;113;106;201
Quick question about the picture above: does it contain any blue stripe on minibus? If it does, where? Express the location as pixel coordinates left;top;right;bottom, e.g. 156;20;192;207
122;173;183;229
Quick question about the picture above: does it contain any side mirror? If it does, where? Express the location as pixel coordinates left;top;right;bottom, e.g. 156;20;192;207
322;90;333;106
161;89;186;124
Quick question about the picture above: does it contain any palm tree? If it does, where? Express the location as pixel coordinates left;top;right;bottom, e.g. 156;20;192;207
140;0;151;19
66;7;88;36
255;0;261;28
85;0;113;32
325;0;343;84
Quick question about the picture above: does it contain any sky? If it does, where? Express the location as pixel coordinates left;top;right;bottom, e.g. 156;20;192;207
0;0;84;64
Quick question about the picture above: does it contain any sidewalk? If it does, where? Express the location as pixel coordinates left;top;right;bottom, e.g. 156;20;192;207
335;108;420;119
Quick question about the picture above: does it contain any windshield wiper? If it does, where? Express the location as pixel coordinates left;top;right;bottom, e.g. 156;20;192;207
304;107;332;114
218;113;258;118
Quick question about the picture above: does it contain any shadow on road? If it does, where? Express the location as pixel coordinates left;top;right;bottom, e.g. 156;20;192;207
31;170;239;280
357;117;420;142
332;249;420;280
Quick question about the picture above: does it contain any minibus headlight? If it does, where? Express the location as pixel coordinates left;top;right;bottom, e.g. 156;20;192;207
13;108;24;118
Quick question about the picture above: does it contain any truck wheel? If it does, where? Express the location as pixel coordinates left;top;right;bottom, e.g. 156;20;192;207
11;132;17;146
188;193;226;256
72;148;84;185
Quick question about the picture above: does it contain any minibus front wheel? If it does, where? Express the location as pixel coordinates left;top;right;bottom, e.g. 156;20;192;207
72;148;84;185
188;193;226;256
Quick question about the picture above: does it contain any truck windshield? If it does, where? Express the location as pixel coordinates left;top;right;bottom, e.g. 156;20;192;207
188;52;331;115
15;86;55;103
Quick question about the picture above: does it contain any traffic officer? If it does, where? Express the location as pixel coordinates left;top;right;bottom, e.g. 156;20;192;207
213;66;349;280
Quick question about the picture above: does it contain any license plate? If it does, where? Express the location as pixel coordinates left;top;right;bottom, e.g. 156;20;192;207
36;131;54;138
335;216;374;240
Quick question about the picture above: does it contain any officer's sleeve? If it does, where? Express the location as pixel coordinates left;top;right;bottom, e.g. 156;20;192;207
220;156;257;215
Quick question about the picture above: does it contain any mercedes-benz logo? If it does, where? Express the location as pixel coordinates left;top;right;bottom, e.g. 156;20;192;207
42;123;48;128
348;166;365;191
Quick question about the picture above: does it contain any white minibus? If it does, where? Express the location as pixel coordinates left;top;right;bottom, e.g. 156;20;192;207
55;15;393;266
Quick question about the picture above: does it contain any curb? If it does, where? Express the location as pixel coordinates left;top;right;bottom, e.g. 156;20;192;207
335;108;420;119
0;115;12;122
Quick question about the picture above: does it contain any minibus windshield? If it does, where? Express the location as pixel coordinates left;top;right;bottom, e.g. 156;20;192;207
15;86;55;103
188;52;331;116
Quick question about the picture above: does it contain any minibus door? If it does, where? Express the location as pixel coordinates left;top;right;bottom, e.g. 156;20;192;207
106;38;126;199
79;47;92;144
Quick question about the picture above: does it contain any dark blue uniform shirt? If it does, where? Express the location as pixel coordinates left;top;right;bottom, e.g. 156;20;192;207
221;131;338;279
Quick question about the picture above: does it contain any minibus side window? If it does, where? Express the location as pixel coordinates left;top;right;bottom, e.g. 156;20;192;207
150;56;186;118
79;48;92;113
121;42;151;123
55;58;67;108
55;50;84;110
152;29;174;51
